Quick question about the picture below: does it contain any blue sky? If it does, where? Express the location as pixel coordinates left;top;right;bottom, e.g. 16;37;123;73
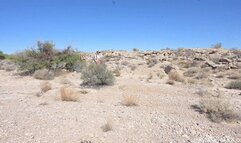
0;0;241;54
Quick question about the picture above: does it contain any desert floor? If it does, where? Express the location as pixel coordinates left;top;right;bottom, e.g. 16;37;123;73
1;49;241;143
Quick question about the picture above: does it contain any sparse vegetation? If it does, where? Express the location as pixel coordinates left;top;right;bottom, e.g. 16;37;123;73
60;86;79;102
10;41;84;74
147;57;157;68
81;63;115;86
168;70;185;82
40;81;51;93
33;69;55;80
101;119;113;132
113;67;121;77
212;42;222;49
122;95;138;106
166;80;175;85
225;80;241;90
0;51;6;60
129;64;137;71
146;73;153;82
198;98;240;123
183;67;199;77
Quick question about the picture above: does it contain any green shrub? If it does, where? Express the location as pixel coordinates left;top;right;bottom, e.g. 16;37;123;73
10;41;84;74
0;51;6;60
81;63;115;86
225;80;241;90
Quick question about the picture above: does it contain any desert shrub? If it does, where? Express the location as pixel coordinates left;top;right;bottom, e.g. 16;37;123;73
129;64;137;71
133;48;139;52
147;58;157;68
72;60;87;72
212;42;222;49
52;52;81;72
198;98;240;123
0;51;6;60
60;86;79;102
81;63;115;86
168;70;185;82
195;72;208;80
121;61;129;66
40;81;51;93
33;69;55;80
225;80;241;90
122;95;138;106
113;67;121;77
183;67;199;77
0;60;17;71
10;41;84;74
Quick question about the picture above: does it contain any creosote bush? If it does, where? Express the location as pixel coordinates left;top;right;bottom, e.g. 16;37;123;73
81;63;115;86
10;41;84;74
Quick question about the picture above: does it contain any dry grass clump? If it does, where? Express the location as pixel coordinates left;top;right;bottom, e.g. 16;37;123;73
168;70;185;82
101;119;113;132
40;81;52;93
198;98;240;123
225;80;241;90
122;95;138;106
60;86;79;102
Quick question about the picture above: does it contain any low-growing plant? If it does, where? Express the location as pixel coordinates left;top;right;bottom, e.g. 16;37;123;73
10;41;84;74
198;98;240;123
129;64;137;71
122;95;138;106
183;67;199;77
113;67;121;77
0;51;6;60
166;80;175;85
40;81;52;93
60;86;79;102
81;63;115;86
168;70;185;82
225;80;241;90
33;69;55;80
101;119;113;132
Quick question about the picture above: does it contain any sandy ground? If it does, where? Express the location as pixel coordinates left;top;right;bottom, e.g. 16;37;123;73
0;68;241;143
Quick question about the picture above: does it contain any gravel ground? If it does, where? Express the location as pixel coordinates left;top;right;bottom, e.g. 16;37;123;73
0;69;241;143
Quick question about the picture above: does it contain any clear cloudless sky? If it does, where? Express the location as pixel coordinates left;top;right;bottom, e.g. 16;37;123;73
0;0;241;54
